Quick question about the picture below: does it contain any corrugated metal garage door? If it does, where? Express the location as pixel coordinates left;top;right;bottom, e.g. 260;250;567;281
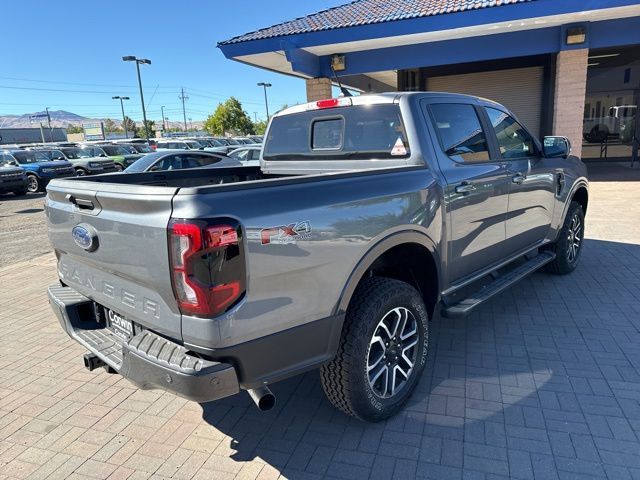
427;67;544;138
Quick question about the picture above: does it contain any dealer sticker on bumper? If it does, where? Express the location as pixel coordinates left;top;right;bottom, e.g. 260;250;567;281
106;309;133;341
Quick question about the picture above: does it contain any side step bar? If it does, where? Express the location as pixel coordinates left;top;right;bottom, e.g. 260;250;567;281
442;251;556;319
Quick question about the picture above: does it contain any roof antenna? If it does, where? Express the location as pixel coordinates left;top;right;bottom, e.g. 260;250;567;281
331;65;352;97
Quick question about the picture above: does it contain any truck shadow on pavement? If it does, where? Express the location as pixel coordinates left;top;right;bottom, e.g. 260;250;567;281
199;238;640;478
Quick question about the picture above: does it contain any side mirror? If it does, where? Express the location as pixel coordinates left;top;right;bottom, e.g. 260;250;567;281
543;136;571;158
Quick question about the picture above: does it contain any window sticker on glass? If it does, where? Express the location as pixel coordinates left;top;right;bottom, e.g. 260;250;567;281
391;137;407;156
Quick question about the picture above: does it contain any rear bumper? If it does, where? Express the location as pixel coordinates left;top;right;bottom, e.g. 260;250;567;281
48;284;240;403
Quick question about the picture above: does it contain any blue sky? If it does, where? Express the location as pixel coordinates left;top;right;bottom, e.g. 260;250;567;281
0;0;345;122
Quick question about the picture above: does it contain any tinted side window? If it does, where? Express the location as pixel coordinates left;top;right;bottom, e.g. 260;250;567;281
429;104;490;163
486;108;537;159
157;155;182;170
182;154;220;168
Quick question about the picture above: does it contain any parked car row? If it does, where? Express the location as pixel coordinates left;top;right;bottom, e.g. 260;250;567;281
0;136;264;195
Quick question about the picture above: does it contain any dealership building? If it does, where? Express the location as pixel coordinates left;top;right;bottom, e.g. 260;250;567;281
219;0;640;166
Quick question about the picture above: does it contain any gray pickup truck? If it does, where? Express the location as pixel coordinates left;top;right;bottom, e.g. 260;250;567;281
45;93;588;422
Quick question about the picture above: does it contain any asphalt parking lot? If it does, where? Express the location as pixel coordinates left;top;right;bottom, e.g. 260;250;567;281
1;165;640;479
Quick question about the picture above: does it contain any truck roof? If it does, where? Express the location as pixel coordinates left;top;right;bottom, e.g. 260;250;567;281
276;91;502;117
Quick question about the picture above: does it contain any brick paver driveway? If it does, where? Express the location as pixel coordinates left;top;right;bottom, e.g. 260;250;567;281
1;169;640;480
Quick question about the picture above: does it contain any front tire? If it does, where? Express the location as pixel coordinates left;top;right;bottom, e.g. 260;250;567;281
26;175;40;193
320;277;429;422
546;201;585;275
75;168;88;177
114;164;124;172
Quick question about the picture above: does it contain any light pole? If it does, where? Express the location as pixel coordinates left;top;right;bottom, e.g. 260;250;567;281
161;105;166;132
112;96;130;138
257;82;272;119
122;56;151;140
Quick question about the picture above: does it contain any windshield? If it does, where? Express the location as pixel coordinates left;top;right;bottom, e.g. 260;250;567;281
185;141;202;149
40;149;66;160
101;145;131;156
132;144;152;153
10;151;52;164
124;152;164;173
263;104;410;161
79;147;106;158
60;148;83;159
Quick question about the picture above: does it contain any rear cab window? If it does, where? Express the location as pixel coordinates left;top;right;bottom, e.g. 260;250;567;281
263;104;410;161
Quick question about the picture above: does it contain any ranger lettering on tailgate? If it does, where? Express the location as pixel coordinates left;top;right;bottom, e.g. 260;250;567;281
58;260;161;319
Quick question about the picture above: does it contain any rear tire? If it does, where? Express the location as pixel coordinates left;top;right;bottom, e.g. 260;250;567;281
546;201;585;275
320;277;429;422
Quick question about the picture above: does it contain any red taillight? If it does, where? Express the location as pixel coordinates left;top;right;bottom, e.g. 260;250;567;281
169;220;244;317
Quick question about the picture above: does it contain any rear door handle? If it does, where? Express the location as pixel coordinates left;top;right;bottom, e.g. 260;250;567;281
455;183;477;194
512;173;526;185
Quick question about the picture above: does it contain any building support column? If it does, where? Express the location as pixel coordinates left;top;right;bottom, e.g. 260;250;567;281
553;48;589;158
306;78;332;102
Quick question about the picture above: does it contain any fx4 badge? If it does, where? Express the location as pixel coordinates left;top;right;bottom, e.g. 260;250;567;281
260;221;312;245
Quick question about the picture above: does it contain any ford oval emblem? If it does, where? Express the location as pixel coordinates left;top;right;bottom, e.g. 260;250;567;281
72;224;98;252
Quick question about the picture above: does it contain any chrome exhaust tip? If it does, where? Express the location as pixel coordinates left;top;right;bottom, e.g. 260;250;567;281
247;386;276;411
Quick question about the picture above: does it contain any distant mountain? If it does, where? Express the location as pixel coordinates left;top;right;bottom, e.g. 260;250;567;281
0;110;203;131
0;110;94;129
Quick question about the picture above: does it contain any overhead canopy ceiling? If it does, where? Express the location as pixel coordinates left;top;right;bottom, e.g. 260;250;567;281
218;0;640;92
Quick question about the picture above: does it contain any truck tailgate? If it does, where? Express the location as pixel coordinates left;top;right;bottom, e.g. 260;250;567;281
46;180;183;340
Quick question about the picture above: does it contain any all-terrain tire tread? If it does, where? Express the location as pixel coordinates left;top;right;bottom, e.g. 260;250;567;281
320;277;422;421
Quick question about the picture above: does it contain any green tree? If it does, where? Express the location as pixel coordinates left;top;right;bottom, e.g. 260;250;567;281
252;119;268;135
103;119;119;133
135;120;156;138
204;97;254;136
66;124;83;134
122;116;137;135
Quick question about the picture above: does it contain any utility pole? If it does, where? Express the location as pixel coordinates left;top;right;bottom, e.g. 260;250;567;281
179;88;189;132
253;112;258;122
257;82;272;119
112;96;130;138
122;56;151;140
45;107;53;140
161;106;166;131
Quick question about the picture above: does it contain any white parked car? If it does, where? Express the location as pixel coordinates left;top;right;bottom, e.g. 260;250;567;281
228;146;261;167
